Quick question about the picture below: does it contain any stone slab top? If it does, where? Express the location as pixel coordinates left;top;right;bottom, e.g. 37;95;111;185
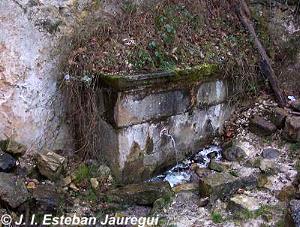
96;64;220;90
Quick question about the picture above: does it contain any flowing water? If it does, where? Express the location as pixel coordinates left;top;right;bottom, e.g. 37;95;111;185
150;145;222;187
160;128;179;167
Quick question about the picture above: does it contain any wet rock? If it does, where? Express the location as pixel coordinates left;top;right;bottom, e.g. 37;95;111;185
228;194;260;213
104;182;173;206
261;148;280;159
36;150;66;180
0;173;29;208
277;185;296;202
223;146;246;161
173;183;199;193
291;100;300;112
193;166;211;177
249;116;277;136
0;140;27;157
208;160;224;172
31;184;64;212
283;116;300;142
0;149;16;172
199;168;259;203
207;151;218;159
270;107;288;129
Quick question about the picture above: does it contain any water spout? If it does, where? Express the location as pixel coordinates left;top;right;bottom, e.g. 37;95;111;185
160;128;179;167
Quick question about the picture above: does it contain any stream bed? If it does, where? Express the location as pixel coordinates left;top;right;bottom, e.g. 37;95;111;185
150;145;222;187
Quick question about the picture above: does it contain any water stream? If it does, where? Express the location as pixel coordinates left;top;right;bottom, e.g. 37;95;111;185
150;145;222;187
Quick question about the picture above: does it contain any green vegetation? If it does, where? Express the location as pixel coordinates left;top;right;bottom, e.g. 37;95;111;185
275;219;285;227
74;164;90;184
211;212;223;223
233;205;276;221
290;142;300;152
121;0;137;14
289;142;300;159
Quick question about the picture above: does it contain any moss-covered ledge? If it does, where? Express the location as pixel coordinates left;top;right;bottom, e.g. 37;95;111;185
97;63;220;90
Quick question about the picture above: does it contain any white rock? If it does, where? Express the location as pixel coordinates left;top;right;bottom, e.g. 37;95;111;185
229;195;260;212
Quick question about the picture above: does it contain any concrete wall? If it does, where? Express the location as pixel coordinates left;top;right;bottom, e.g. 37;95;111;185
95;69;234;183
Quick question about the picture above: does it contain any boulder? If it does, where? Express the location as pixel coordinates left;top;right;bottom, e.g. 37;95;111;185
36;150;66;180
207;151;218;160
208;160;224;172
291;100;300;112
31;184;63;212
0;173;29;208
193;166;211;178
199;168;259;203
104;182;173;206
289;200;300;227
259;159;276;175
261;148;280;159
257;174;268;188
0;140;27;157
228;194;260;213
283;116;300;142
270;107;288;129
91;164;111;180
0;149;16;172
223;146;246;161
249;116;277;136
277;185;296;202
172;183;199;193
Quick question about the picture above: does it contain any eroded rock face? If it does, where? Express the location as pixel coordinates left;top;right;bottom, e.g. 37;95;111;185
0;0;110;150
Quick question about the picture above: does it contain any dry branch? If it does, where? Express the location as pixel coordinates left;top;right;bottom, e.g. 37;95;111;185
233;0;287;107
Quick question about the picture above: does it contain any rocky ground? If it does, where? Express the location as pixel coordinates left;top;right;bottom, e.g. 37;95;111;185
157;94;300;227
0;93;300;227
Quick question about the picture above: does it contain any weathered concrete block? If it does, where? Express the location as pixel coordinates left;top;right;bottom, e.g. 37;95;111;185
197;80;228;106
91;67;234;183
115;90;190;127
114;104;232;183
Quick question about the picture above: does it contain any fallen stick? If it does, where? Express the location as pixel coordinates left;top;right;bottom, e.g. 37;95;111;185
234;0;287;107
